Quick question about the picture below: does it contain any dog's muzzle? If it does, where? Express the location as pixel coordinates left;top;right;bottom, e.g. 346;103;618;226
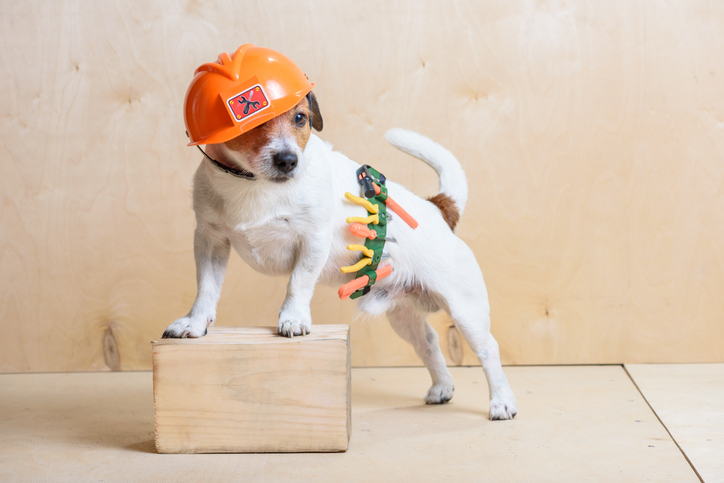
272;151;298;175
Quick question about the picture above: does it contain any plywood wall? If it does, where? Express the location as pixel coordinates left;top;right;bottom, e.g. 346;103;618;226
2;0;724;372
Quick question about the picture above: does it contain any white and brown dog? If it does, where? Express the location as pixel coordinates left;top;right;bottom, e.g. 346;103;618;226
163;93;517;420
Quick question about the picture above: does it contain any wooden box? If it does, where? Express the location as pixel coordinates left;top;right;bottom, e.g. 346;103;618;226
152;325;351;453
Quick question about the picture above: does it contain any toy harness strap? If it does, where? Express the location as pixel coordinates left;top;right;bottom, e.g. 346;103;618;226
338;165;418;300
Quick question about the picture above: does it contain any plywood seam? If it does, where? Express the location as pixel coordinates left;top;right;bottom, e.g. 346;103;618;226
623;365;704;483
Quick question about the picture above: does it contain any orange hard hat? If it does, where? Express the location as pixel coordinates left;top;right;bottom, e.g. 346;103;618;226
184;44;314;146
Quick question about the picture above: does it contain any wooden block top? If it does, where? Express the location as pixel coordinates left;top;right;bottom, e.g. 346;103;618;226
152;324;349;346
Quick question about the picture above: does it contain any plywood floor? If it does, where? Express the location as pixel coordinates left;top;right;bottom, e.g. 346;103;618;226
0;366;709;482
626;364;724;483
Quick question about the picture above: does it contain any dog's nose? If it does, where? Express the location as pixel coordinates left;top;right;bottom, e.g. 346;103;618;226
273;152;298;174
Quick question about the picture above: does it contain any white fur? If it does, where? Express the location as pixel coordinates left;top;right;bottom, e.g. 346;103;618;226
164;128;517;420
385;128;469;215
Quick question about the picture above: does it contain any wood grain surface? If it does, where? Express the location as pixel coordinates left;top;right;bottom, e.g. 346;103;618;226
0;368;699;481
1;1;724;371
626;363;724;483
153;326;351;453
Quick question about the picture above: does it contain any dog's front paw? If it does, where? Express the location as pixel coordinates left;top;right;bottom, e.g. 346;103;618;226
162;315;210;339
489;394;518;420
277;317;312;338
425;383;455;404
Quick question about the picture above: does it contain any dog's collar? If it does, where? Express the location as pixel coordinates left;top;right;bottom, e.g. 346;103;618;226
196;145;256;181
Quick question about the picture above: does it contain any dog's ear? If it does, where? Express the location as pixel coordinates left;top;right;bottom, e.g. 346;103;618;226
307;92;323;131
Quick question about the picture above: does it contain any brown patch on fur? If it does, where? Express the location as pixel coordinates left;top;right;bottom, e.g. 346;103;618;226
308;92;323;131
224;98;313;155
287;100;313;150
223;121;270;157
427;193;459;230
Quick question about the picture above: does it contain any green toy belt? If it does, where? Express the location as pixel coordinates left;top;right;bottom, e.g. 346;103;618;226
338;165;417;300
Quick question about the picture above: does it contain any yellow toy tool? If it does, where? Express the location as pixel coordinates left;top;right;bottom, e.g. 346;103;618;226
346;213;379;225
347;244;375;258
344;192;378;213
340;257;373;274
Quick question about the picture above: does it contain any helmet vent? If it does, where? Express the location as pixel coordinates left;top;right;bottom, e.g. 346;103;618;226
195;46;250;81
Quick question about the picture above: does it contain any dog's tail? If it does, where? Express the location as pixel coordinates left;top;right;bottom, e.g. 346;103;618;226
384;128;468;230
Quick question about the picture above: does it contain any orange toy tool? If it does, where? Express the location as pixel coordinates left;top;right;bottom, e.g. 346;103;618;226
373;184;418;229
338;265;394;300
348;223;397;242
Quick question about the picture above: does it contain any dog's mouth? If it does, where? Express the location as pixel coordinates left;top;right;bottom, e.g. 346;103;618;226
268;173;294;183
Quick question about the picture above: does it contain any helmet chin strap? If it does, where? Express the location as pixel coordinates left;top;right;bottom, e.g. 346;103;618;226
187;132;256;181
196;145;257;180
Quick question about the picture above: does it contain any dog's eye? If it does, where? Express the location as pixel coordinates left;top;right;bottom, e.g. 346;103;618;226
295;113;307;127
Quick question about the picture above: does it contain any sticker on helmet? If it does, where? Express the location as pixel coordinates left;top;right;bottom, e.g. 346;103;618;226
226;85;269;122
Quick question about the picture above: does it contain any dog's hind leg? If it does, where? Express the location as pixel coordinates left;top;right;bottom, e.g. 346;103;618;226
425;237;517;419
386;299;455;404
439;272;517;420
456;314;516;420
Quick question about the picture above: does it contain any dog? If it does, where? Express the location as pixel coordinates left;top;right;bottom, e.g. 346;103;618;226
163;93;517;420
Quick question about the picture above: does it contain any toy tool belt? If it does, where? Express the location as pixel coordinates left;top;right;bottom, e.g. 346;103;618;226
338;165;418;300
